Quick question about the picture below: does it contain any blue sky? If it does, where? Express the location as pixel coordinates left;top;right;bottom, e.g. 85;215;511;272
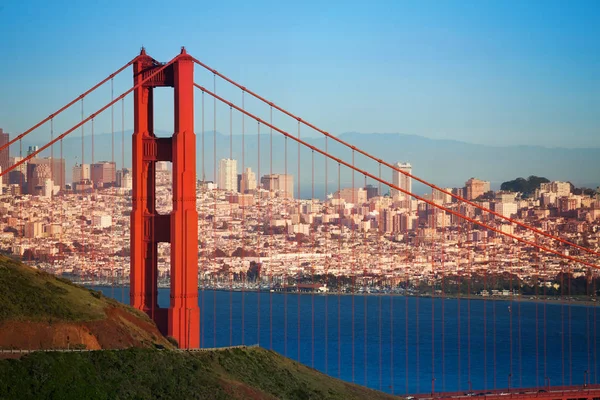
0;0;599;148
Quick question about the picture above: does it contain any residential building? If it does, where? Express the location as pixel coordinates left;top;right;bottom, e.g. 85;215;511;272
116;168;132;189
218;158;237;191
240;167;257;193
391;162;412;201
92;215;112;228
91;161;116;187
364;184;378;200
72;163;90;184
26;157;65;193
334;187;367;205
24;221;44;238
494;202;518;218
261;174;294;198
540;181;571;197
465;178;491;200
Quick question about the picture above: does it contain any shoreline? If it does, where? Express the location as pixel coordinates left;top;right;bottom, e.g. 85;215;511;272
87;284;600;307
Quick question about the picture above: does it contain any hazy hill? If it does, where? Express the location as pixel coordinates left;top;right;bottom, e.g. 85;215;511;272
26;131;600;197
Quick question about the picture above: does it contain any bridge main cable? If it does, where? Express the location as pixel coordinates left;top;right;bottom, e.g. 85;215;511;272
0;55;180;178
0;58;136;155
192;57;600;259
194;82;600;271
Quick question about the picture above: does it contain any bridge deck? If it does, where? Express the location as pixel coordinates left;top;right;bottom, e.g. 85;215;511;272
413;385;600;400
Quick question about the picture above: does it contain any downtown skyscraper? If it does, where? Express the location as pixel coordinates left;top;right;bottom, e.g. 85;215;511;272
391;162;412;201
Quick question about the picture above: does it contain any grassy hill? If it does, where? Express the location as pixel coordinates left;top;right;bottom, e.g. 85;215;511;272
0;347;397;400
0;254;172;350
0;255;399;399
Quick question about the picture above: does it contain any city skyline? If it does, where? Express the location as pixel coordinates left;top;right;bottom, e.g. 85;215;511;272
5;130;599;196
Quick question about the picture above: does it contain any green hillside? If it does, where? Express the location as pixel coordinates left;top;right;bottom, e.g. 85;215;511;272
0;347;398;400
0;254;109;322
0;255;398;399
0;254;172;350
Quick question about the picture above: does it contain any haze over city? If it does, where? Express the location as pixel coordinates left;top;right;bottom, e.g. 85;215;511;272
1;0;599;149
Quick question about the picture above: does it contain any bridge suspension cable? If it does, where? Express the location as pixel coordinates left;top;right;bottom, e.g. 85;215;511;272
0;58;136;155
193;82;600;271
0;55;180;180
191;57;600;259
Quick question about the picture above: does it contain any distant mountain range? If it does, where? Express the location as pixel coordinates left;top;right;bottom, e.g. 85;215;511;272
25;131;599;197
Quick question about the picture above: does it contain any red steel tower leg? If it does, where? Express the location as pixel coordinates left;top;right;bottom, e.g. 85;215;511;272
169;49;200;349
130;48;199;348
131;49;161;321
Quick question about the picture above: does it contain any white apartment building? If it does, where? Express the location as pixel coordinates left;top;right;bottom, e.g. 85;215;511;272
494;202;518;218
218;159;238;191
92;215;112;228
540;181;571;197
391;162;412;201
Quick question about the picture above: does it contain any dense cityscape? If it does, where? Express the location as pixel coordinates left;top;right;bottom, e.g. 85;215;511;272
2;130;599;297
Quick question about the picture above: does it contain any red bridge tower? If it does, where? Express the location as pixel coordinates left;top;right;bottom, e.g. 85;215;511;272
130;48;199;349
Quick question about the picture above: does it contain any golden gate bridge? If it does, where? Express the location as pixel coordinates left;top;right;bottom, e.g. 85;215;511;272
1;48;599;398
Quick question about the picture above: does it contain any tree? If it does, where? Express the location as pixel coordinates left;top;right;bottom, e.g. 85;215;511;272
500;176;549;197
22;249;36;261
247;262;261;282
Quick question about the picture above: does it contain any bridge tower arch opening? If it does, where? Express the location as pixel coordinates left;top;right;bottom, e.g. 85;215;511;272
130;48;199;349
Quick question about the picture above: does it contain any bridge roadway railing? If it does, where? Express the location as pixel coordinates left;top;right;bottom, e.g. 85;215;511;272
0;344;259;354
412;384;600;400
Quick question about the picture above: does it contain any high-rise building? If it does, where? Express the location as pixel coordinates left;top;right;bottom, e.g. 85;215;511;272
0;129;9;187
24;221;44;238
391;162;412;201
236;174;243;192
364;184;379;200
27;163;51;196
218;158;237;191
261;174;294;198
26;157;65;194
432;188;453;204
8;156;26;192
240;167;257;193
116;168;132;189
91;161;116;187
495;192;516;203
334;187;367;204
465;178;491;200
539;181;571;197
9;156;26;174
72;163;90;184
27;145;39;156
452;187;465;201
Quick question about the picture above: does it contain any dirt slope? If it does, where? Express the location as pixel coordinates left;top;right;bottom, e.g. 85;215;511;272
0;255;172;351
